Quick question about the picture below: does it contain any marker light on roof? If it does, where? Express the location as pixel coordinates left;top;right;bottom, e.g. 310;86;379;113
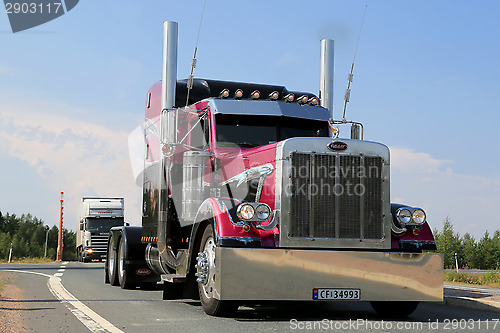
269;91;279;100
220;89;230;98
308;97;319;106
234;89;243;99
297;95;308;105
250;90;260;99
284;93;295;103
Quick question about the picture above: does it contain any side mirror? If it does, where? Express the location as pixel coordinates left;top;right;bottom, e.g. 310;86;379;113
125;222;130;226
350;123;363;140
80;223;84;230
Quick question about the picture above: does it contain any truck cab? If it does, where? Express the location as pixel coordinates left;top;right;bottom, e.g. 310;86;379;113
77;197;125;262
105;21;443;318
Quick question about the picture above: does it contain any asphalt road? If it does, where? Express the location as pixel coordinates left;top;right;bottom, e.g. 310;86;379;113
1;262;499;333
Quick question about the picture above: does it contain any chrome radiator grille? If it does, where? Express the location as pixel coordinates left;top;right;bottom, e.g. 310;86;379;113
289;152;383;240
90;234;109;254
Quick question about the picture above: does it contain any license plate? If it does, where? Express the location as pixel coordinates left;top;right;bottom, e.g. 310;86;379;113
313;288;360;300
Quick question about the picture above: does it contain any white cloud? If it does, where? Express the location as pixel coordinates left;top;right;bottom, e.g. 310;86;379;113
0;66;13;74
275;52;302;67
390;146;451;175
0;98;142;230
390;146;500;239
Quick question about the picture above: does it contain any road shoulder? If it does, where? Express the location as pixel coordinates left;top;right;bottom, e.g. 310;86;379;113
0;272;27;333
445;283;500;313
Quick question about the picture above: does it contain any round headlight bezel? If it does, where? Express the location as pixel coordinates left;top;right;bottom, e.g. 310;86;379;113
412;209;426;224
396;208;412;225
237;204;255;220
255;204;271;220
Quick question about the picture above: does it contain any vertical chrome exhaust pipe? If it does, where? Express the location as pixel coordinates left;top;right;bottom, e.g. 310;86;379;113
320;39;334;118
154;21;187;274
161;21;178;112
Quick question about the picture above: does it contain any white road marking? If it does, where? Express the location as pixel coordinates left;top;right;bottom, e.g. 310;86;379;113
1;268;123;333
2;269;51;278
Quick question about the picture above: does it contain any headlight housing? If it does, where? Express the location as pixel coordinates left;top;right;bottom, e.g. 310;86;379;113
237;202;272;222
396;209;412;225
237;204;255;220
255;204;271;220
412;209;426;224
395;207;426;226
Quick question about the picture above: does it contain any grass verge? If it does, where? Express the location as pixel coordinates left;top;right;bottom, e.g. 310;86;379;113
0;257;55;264
445;271;500;287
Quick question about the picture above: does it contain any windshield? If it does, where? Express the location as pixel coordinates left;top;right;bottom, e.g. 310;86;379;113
216;114;329;148
86;218;124;233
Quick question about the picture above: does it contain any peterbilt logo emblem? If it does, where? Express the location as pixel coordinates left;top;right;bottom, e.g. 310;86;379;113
327;141;348;151
135;268;151;276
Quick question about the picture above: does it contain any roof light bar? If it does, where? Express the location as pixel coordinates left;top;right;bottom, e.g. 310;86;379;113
234;89;243;99
297;95;308;105
308;96;319;106
284;93;295;103
250;90;260;100
220;89;230;98
268;91;279;100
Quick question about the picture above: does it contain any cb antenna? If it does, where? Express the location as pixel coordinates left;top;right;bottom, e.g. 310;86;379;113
186;0;208;107
342;5;367;121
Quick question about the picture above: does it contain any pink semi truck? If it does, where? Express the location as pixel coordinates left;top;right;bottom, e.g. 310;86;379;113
105;21;443;317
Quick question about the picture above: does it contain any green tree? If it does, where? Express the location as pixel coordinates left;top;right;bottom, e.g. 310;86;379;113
494;231;500;270
459;233;477;269
0;232;12;258
0;211;4;232
0;211;78;261
434;217;461;268
62;229;77;261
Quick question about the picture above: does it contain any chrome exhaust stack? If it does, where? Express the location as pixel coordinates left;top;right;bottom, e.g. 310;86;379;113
161;21;178;112
320;39;334;118
161;21;178;145
155;21;187;274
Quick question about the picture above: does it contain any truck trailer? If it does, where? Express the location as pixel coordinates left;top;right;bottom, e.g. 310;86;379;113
105;21;443;317
77;197;125;262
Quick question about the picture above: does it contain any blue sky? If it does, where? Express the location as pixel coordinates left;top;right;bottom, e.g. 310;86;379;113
0;0;499;239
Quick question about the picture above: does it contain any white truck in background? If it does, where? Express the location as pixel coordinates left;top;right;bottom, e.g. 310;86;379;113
77;197;125;262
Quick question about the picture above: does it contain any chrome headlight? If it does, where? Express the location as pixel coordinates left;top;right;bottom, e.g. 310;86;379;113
396;209;412;225
237;204;255;220
255;204;271;220
237;202;272;222
412;209;426;224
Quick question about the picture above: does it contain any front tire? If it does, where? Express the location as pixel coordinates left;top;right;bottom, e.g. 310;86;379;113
196;224;238;316
370;301;419;318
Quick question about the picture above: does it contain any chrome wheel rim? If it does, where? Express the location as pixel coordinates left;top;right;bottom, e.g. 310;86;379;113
118;241;124;280
200;236;216;299
108;241;115;276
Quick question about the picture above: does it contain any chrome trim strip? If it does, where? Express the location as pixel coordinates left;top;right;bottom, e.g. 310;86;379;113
219;236;260;245
221;163;274;188
221;200;245;227
253;210;279;231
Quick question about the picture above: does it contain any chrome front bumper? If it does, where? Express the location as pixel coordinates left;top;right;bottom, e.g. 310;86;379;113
214;248;443;301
